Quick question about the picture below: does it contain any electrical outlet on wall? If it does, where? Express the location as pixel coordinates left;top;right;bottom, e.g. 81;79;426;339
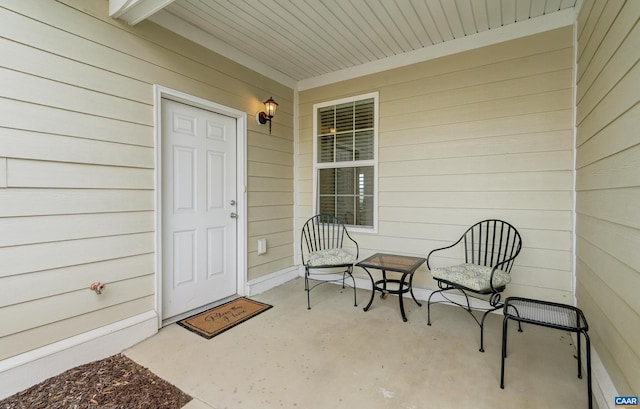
257;238;267;255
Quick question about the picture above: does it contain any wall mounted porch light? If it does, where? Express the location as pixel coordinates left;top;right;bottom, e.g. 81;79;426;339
256;96;278;134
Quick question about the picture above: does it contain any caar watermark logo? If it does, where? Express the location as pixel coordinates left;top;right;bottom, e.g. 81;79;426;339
615;396;639;408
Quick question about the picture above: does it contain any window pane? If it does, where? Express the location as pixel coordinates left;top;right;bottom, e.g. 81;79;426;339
318;106;334;134
335;132;353;162
355;98;374;129
354;130;374;160
318;168;335;194
336;195;355;225
318;134;334;163
356;196;374;226
358;166;374;195
336;167;354;195
318;195;335;215
335;103;353;132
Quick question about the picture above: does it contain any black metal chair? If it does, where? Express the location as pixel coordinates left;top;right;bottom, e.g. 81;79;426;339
426;219;522;352
301;214;359;309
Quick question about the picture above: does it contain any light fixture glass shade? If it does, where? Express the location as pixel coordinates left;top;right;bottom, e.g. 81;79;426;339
263;97;278;117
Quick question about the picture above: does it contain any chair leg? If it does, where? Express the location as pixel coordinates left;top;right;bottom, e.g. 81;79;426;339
428;287;507;352
349;267;357;307
478;304;504;352
343;266;357;307
306;266;358;310
426;288;444;326
426;287;459;325
479;309;493;353
305;267;311;310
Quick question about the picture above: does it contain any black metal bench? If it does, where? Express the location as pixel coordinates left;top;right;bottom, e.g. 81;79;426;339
500;297;592;409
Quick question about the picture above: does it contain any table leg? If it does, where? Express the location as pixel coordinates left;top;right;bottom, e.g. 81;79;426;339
380;270;388;299
362;267;375;312
409;272;422;307
584;330;593;409
577;321;582;379
399;273;409;322
500;316;509;388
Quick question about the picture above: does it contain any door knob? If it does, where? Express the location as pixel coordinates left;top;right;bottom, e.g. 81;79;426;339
230;212;238;219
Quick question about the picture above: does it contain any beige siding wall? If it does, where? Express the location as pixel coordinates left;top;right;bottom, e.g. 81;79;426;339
0;0;293;360
575;0;640;395
298;27;575;302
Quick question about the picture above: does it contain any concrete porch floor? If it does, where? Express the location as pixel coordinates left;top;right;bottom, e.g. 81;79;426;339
124;278;591;409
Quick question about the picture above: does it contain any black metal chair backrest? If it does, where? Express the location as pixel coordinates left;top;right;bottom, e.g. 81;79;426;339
301;214;355;264
461;219;522;272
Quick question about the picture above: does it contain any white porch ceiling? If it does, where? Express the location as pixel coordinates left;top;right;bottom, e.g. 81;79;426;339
120;0;578;89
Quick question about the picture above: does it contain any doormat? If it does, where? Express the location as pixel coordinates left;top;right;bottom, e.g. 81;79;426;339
177;297;272;339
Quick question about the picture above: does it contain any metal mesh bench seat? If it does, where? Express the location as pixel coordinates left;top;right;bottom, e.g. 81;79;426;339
500;297;592;409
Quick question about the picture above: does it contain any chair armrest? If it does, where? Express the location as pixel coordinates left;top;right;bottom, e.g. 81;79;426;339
426;236;464;270
487;255;519;291
343;229;359;261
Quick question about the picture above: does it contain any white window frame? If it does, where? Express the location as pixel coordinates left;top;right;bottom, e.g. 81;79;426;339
312;91;379;234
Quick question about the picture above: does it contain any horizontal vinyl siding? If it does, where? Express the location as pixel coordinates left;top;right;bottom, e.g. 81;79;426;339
0;297;154;359
298;26;574;302
247;133;295;278
575;0;640;395
0;0;293;360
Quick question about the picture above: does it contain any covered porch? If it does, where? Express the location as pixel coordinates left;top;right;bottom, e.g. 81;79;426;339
125;278;591;409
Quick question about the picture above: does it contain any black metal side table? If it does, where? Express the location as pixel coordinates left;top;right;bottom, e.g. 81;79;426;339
357;253;426;322
500;297;592;409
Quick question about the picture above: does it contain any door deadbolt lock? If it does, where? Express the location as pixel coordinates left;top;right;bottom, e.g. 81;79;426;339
230;200;236;206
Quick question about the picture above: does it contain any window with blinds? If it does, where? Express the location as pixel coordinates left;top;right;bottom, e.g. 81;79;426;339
313;93;378;230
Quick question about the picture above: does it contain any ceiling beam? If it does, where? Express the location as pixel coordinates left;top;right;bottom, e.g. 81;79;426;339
109;0;176;25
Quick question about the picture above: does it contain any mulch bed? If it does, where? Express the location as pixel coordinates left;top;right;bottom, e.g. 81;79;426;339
0;354;192;409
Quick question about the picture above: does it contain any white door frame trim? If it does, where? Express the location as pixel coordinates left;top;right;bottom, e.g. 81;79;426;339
153;85;247;327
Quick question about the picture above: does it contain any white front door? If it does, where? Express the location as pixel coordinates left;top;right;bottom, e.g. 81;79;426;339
161;98;237;319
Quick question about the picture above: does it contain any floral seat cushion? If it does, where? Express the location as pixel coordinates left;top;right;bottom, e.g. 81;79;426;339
430;263;511;292
307;248;356;267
